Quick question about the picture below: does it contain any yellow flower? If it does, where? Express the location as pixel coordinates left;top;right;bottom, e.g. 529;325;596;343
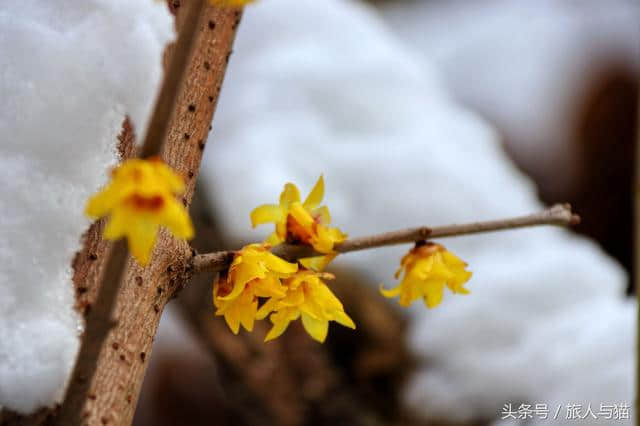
257;270;355;343
209;0;254;7
85;158;194;265
380;242;472;308
213;244;298;334
250;176;346;270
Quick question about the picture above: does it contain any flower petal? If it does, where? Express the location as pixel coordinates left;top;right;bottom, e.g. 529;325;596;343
379;283;402;298
299;253;337;271
303;175;324;211
256;297;280;320
85;186;118;218
279;183;301;207
158;197;194;239
312;205;331;225
127;219;158;266
289;202;315;229
253;275;287;298
102;208;128;240
424;282;444;308
151;160;185;194
266;231;284;246
263;252;298;275
250;204;284;228
333;311;356;329
238;299;258;332
224;312;241;335
301;313;329;343
264;310;296;342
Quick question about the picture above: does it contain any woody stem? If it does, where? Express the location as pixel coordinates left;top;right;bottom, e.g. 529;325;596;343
192;203;579;274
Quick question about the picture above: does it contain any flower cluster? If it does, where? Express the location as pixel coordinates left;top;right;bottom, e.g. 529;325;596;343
85;163;473;343
213;245;354;342
211;177;473;342
258;271;355;342
85;158;194;265
213;177;355;342
380;242;472;308
213;244;297;334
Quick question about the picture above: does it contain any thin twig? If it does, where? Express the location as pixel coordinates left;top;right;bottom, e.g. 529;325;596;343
55;1;207;424
192;203;579;274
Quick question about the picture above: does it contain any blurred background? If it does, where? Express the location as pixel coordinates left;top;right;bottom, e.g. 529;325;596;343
134;0;638;424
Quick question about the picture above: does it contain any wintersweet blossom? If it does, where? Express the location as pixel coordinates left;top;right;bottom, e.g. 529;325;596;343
380;242;472;308
209;0;255;7
250;176;346;270
256;270;355;343
213;244;298;334
85;158;194;265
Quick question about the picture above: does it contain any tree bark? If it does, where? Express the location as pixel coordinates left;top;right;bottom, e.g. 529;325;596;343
59;4;241;425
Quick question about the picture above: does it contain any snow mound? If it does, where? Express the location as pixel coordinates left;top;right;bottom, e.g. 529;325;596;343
382;0;640;195
0;0;173;413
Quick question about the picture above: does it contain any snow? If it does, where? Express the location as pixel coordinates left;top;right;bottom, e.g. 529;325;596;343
382;0;640;197
200;0;634;423
0;0;173;413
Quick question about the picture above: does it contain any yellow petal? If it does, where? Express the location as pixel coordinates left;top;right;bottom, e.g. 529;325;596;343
85;186;118;218
224;312;241;334
299;295;326;321
209;0;255;7
333;311;356;329
158;197;194;240
256;297;280;320
299;253;337;271
127;219;158;266
151;160;185;194
235;259;267;285
312;205;331;225
424;283;444;308
264;310;296;342
102;208;129;240
262;252;298;275
442;250;467;267
312;226;347;253
325;226;347;243
250;204;284;228
219;277;251;301
266;232;284;246
279;183;301;207
447;270;472;293
311;230;334;254
303;175;324;211
379;283;402;298
429;261;454;280
301;313;329;343
253;275;287;298
278;286;305;307
238;300;258;332
288;202;314;229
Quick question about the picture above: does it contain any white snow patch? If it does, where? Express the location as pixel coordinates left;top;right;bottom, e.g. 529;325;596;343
0;0;173;413
382;0;640;196
200;0;633;423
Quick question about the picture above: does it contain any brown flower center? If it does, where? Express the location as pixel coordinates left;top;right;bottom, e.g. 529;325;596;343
126;194;165;212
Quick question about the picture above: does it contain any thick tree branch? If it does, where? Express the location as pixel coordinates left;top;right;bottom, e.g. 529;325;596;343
55;2;207;425
49;2;243;425
192;203;579;274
